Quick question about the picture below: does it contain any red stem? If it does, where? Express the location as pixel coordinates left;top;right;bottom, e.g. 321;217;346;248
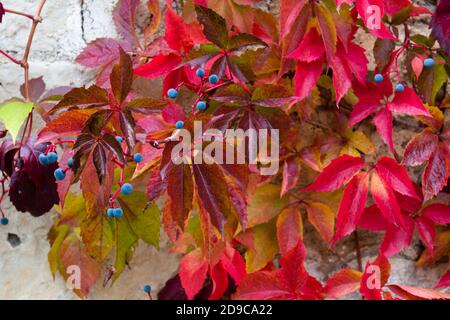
0;50;21;65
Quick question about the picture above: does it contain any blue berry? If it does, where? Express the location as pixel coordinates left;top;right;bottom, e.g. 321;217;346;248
1;217;8;226
47;152;58;164
38;153;49;165
143;285;152;293
175;121;184;129
209;74;219;84
374;74;384;83
116;136;123;143
395;84;405;93
196;101;207;111
424;58;435;68
114;208;123;218
133;153;143;163
54;168;66;181
67;157;74;168
167;88;178;99
121;183;133;195
196;68;205;77
107;208;115;218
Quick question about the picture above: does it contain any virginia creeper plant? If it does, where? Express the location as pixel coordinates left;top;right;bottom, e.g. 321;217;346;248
0;0;449;300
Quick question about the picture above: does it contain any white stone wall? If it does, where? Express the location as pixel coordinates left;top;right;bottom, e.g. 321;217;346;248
0;0;447;300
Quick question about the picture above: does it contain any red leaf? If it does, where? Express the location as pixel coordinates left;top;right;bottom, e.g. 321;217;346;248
356;0;396;40
387;284;450;300
372;108;394;154
333;172;369;244
234;271;286;300
179;248;208;300
402;130;438;166
281;158;300;197
422;144;449;200
375;157;419;199
305;155;364;192
220;246;246;284
360;255;391;300
209;263;229;300
329;48;353;104
133;53;182;79
161;103;186;124
359;205;389;231
422;203;450;225
113;0;140;46
287;27;325;62
411;56;424;79
276;241;308;294
416;215;436;254
325;269;363;299
164;3;193;52
167;162;194;229
380;217;414;257
76;38;131;68
348;83;382;126
389;87;430;117
371;171;406;230
280;0;307;37
293;59;324;100
435;269;450;289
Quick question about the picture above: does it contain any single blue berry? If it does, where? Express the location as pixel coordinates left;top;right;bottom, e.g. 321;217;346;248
47;152;58;164
38;153;49;165
116;136;123;143
196;68;205;77
395;83;405;93
175;121;184;129
0;217;8;226
209;74;219;84
67;157;74;168
54;168;66;181
121;183;133;195
167;88;178;99
196;101;207;111
424;58;435;68
107;208;115;218
374;74;384;83
133;153;143;163
114;208;123;218
143;285;152;293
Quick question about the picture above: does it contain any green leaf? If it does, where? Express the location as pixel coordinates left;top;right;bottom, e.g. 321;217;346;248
418;64;448;105
0;99;34;143
246;184;288;228
113;214;138;281
390;5;412;25
117;191;161;249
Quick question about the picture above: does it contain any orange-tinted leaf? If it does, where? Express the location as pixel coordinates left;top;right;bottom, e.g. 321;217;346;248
281;158;301;197
277;206;303;255
306;202;335;244
325;269;363;299
179;248;208;300
387;284;450;300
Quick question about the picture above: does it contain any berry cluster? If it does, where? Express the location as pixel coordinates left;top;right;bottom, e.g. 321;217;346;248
166;68;220;130
373;57;435;92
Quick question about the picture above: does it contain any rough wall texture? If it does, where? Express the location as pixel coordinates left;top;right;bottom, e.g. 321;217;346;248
0;0;447;300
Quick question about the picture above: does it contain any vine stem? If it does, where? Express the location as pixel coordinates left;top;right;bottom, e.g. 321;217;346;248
354;230;363;272
21;0;47;102
4;8;35;20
